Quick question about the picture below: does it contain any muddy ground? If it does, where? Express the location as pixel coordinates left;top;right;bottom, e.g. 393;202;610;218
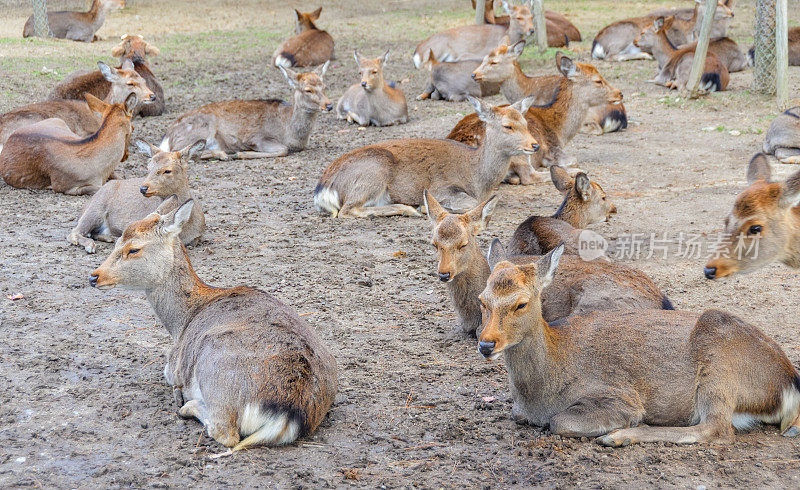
1;0;800;487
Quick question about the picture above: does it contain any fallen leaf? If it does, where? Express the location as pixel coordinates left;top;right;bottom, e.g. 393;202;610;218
7;293;24;301
393;251;407;258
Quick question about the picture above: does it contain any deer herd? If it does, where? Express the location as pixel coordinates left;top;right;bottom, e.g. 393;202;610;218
5;0;800;460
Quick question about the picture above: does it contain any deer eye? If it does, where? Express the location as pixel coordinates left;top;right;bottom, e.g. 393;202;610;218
458;243;468;250
490;60;498;65
162;170;171;174
748;225;763;235
127;82;135;86
304;88;313;93
595;80;603;85
126;248;141;257
515;302;528;312
503;125;513;130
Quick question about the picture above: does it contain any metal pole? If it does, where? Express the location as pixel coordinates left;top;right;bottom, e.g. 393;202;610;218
475;0;486;25
775;0;788;109
532;0;548;52
31;0;52;38
685;0;717;98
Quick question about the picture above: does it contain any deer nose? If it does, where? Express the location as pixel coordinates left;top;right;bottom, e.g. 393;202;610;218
438;272;451;282
89;274;99;287
530;143;540;152
529;28;535;34
325;103;333;111
139;185;149;196
609;204;617;214
361;81;368;88
149;94;156;101
704;267;717;280
471;73;477;80
478;341;495;357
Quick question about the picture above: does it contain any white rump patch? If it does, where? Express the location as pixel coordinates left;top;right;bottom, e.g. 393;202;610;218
275;55;291;68
732;387;800;431
314;186;341;215
592;43;605;59
412;52;422;69
239;404;300;446
159;138;170;152
602;118;622;133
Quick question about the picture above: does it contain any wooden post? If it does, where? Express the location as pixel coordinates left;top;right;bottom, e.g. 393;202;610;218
532;0;548;53
775;0;789;109
685;0;717;98
475;0;486;25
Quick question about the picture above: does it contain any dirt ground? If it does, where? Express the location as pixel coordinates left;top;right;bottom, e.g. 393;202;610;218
1;0;800;487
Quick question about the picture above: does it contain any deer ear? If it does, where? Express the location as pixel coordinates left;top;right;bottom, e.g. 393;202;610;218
120;58;135;71
97;61;119;82
533;243;564;290
111;42;125;57
511;40;526;58
780;171;800;209
353;50;362;65
747;153;772;184
180;139;206;161
511;95;535;115
278;65;299;88
464;195;498;233
574;173;592;201
556;52;579;80
160;199;194;236
381;49;390;66
316;60;330;77
467;96;494;123
144;42;160;57
487;238;508;271
123;92;138;116
84;93;110;114
134;138;159;157
654;17;665;30
550;165;572;194
310;7;322;19
294;9;302;20
423;190;447;223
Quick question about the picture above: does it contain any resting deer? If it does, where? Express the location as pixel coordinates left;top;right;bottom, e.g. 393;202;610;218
583;103;628;135
479;243;800;446
763;107;800;164
650;0;734;40
336;50;408;127
471;0;581;45
508;166;616;256
273;8;335;68
412;1;534;69
0;61;152;149
68;140;206;253
704;153;800;280
23;0;125;42
89;201;338;457
0;94;136;195
417;52;499;102
160;63;331;160
52;35;165;116
425;192;671;337
314;96;538;218
750;27;800;67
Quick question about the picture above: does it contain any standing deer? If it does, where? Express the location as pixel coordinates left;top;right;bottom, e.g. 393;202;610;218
314;96;538;218
417;52;500;102
704;153;800;279
478;244;800;446
273;8;335;68
89;201;338;457
0;94;136;195
763;107;800;164
160;63;332;160
23;0;125;42
336;50;408;127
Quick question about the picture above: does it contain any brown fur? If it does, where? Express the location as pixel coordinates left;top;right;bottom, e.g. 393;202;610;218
336;51;408;127
471;42;563;104
417;53;500;102
22;0;125;42
273;8;334;68
471;0;581;44
763;107;800;163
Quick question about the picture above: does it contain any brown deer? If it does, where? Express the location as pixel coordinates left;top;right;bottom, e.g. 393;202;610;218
23;0;125;42
704;153;800;280
412;1;534;69
508;166;616;256
425;192;670;337
273;8;335;68
336;50;408;127
417;52;500;102
0;94;136;196
751;27;800;67
0;61;153;149
583;103;628;135
478;243;800;446
68;139;206;253
89;201;338;457
314;96;538;218
52;34;165;116
471;41;562;105
763;107;800;164
159;63;331;160
471;0;581;45
450;52;623;184
650;0;735;40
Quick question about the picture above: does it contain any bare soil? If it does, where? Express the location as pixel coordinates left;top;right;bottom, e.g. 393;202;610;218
1;0;800;487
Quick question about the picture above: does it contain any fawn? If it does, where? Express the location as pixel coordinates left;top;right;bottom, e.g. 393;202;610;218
471;0;580;46
68;139;206;253
417;51;500;102
90;201;338;457
336;50;408;127
314;96;538;218
273;8;335;68
23;0;125;42
763;107;800;164
160;63;331;160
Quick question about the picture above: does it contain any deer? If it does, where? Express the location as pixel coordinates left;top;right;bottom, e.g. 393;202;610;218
634;17;729;93
336;50;408;127
159;63;332;160
450;52;623;184
52;34;165;116
0;61;153;150
583;103;628;135
68;139;206;254
0;94;136;196
508;166;616;256
471;0;581;45
425;192;672;338
763;107;800;164
273;7;335;68
749;27;800;67
23;0;125;42
314;96;538;218
89;201;338;457
416;52;500;102
650;0;735;40
704;153;800;280
412;1;534;69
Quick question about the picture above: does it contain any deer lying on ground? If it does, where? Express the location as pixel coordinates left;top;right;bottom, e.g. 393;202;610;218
160;63;331;160
412;1;534;69
478;243;800;446
508;166;616;256
704;153;800;279
23;0;125;42
0;94;136;195
273;8;335;68
471;41;561;105
0;61;152;150
425;192;670;337
634;17;729;92
52;35;165;116
650;0;734;40
417;52;500;102
583;103;628;135
314;96;538;218
451;52;623;184
763;107;800;164
471;0;581;46
89;201;338;457
336;50;408;127
68;140;206;253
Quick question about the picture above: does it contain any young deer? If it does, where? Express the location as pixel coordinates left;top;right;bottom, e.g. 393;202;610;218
763;107;800;164
450;53;623;184
336;50;408;127
479;243;800;446
425;192;669;337
314;96;538;218
68;139;206;253
89;201;338;457
273;8;335;68
508;166;616;256
52;35;165;116
704;153;800;279
160;63;332;160
416;52;500;102
0;94;136;195
23;0;125;42
471;0;581;45
0;61;153;149
412;1;534;69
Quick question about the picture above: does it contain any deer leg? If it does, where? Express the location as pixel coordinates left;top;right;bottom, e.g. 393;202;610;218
199;149;231;161
597;422;723;447
339;204;421;218
774;148;800;164
549;393;645;439
417;83;434;100
347;111;370;127
67;229;97;254
234;146;289;159
178;399;210;423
